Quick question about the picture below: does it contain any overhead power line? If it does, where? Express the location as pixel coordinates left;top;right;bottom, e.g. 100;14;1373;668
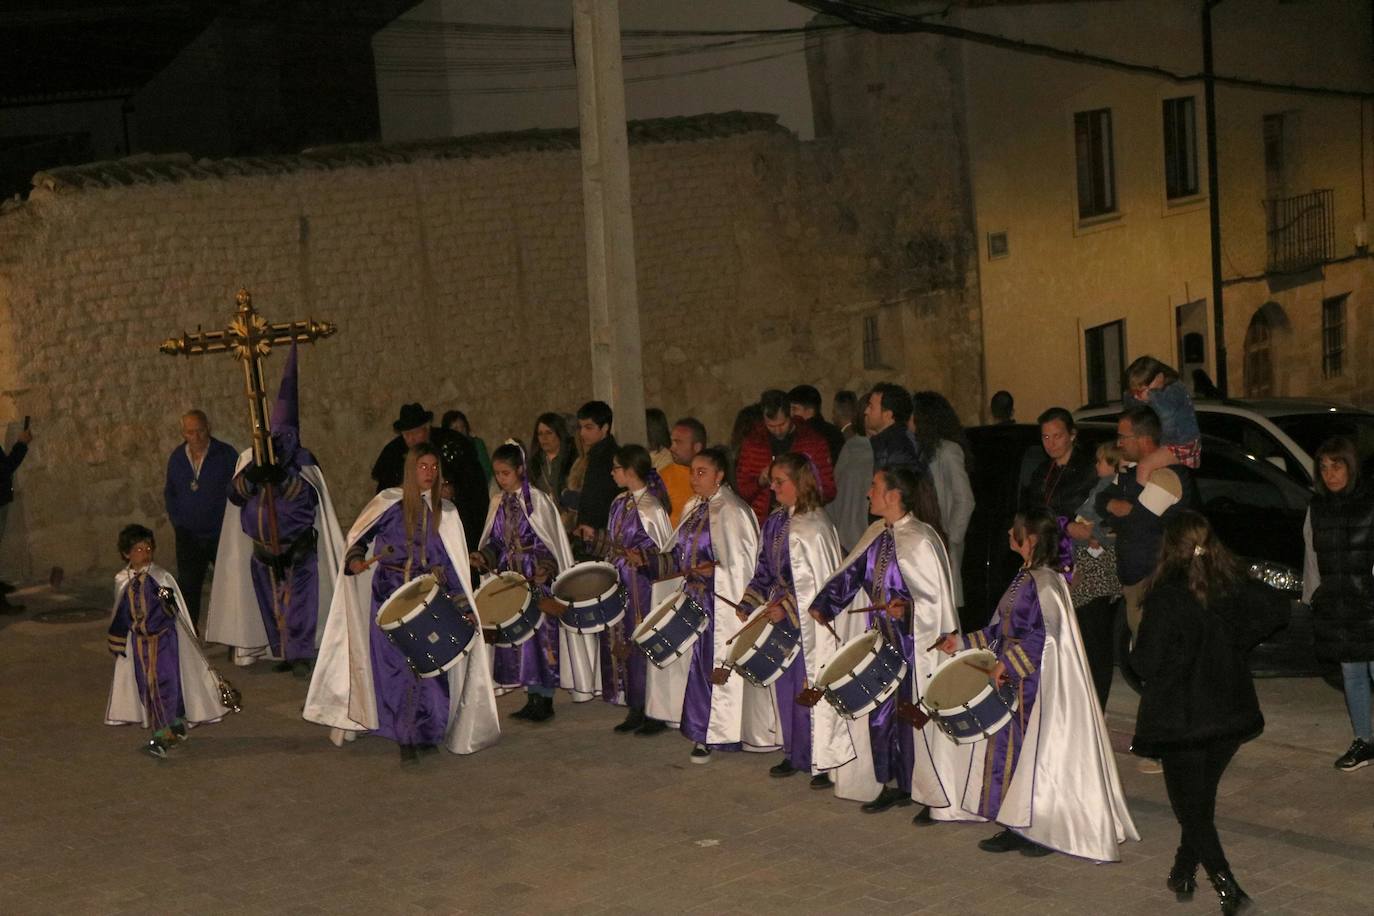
789;0;1374;101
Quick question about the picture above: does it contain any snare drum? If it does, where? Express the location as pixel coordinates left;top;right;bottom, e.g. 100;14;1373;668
920;648;1018;744
726;608;800;687
551;561;624;634
375;574;477;678
473;571;542;647
814;629;908;719
631;590;709;668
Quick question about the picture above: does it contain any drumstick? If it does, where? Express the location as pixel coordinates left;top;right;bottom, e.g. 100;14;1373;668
844;602;887;616
486;576;529;597
357;546;394;570
926;632;953;653
960;659;996;675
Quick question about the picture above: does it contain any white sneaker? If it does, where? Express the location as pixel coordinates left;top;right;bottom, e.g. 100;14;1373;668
1137;757;1164;775
690;743;712;764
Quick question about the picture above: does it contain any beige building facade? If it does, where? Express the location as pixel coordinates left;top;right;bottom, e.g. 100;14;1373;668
952;0;1374;417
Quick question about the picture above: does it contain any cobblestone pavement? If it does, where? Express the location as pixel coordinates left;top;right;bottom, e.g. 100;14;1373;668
2;582;1372;915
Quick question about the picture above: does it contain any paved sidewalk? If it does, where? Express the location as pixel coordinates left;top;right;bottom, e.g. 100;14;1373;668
1;582;1372;915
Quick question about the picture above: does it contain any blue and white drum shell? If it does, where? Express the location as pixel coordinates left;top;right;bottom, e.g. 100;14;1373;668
814;628;908;719
375;574;478;678
551;561;625;634
919;647;1018;744
473;571;542;647
726;607;801;687
631;589;709;668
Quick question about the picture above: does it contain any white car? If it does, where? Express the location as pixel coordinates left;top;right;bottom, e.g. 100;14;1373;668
1076;397;1374;488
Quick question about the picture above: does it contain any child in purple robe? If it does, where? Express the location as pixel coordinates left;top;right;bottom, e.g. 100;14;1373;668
106;525;231;758
578;444;673;733
474;442;568;723
938;509;1055;856
107;525;186;758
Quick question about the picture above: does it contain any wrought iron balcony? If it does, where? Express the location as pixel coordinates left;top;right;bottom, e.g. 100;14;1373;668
1265;188;1334;273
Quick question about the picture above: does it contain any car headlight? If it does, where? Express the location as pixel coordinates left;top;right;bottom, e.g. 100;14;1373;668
1247;560;1303;595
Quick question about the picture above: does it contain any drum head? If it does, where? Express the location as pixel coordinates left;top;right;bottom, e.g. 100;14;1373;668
376;574;438;628
474;572;530;625
633;591;684;641
816;629;880;689
925;648;999;710
552;562;619;604
727;611;771;665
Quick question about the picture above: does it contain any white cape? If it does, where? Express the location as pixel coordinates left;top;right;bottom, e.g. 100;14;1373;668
302;490;500;755
785;507;857;773
205;449;346;658
476;487;591;698
963;567;1139;861
105;564;233;728
817;516;976;810
684;485;778;749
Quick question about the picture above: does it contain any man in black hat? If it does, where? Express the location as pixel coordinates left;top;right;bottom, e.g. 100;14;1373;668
370;403;488;550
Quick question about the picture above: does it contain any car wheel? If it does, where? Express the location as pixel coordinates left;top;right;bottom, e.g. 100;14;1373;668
1112;603;1143;695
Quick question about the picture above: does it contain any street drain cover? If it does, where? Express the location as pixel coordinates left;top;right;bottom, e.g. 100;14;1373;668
32;607;107;624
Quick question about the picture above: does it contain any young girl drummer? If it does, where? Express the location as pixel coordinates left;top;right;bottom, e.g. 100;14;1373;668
577;444;675;734
473;442;576;722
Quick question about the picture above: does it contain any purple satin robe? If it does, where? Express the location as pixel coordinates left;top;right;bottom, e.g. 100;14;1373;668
353;502;457;745
664;501;741;749
739;509;809;770
596;493;663;709
232;470;320;661
108;572;184;731
484;493;560;690
811;526;915;791
962;570;1045;819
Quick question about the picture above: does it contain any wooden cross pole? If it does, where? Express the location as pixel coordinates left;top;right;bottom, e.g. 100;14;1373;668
159;288;336;468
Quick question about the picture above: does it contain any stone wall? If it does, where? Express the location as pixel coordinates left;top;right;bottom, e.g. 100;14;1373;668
0;110;983;585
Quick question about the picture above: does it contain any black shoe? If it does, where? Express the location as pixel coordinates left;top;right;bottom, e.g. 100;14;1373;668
1167;862;1197;900
0;598;25;615
769;759;799;778
511;695;538;720
810;774;832;790
860;787;912;814
169;720;189;743
291;659;314;679
273;660;293;673
689;744;712;764
1334;738;1374;771
911;806;934;826
1019;841;1052;857
634;718;668;737
526;694;555;723
0;580;15;594
1207;869;1252;915
978;829;1024;853
614;707;646;733
416;743;440;756
398;744;419;766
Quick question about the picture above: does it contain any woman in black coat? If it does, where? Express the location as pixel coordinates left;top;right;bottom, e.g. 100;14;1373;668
1303;435;1374;771
1130;510;1288;915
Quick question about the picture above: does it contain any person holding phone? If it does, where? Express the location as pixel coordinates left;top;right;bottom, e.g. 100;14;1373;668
0;416;32;613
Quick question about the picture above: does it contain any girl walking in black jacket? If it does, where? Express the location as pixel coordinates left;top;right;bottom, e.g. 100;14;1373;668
1130;511;1289;915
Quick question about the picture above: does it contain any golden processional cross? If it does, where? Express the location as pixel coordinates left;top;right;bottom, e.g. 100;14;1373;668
160;289;336;467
